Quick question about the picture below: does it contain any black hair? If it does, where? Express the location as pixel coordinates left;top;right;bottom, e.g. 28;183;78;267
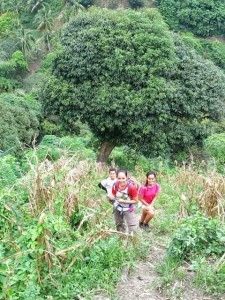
116;169;128;177
145;170;156;186
109;167;116;173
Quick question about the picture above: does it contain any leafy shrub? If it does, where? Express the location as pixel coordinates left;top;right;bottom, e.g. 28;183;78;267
0;93;40;154
0;13;15;38
168;213;225;260
204;132;225;164
40;134;60;146
78;0;95;7
182;33;225;72
192;257;225;294
0;155;21;188
0;50;28;92
109;146;172;174
0;38;18;60
23;73;45;93
157;0;225;37
22;135;97;172
128;0;144;9
22;146;62;172
60;136;87;151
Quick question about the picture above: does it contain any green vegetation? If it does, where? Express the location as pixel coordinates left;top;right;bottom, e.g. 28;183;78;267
168;214;225;259
157;0;225;37
0;151;150;299
153;165;225;297
204;132;225;165
0;154;21;188
0;93;40;153
0;1;225;299
40;8;177;162
0;51;28;92
181;33;225;72
40;8;225;163
0;133;225;298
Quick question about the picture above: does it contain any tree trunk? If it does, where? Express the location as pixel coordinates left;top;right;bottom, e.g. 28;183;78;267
97;141;115;163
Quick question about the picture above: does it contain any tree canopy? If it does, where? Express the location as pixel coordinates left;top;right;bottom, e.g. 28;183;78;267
40;8;225;162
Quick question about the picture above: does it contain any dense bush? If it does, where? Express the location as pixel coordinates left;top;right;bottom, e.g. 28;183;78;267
168;213;225;260
157;0;225;36
204;132;225;164
158;34;225;156
182;33;225;71
0;155;21;189
0;13;15;38
0;93;40;154
22;135;96;172
128;0;144;9
0;50;28;92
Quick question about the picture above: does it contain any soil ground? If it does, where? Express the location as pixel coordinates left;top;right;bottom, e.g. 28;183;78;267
94;213;223;300
116;235;218;300
115;216;221;300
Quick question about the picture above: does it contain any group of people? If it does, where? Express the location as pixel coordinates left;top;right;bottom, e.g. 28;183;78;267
98;168;160;233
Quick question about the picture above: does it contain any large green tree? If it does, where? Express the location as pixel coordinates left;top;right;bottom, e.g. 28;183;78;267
40;9;225;162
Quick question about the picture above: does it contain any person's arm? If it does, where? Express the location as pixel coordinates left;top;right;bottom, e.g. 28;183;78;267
149;185;160;207
117;186;138;204
138;194;150;206
117;197;138;204
98;182;107;193
138;187;150;206
107;185;117;203
98;178;109;193
149;196;158;208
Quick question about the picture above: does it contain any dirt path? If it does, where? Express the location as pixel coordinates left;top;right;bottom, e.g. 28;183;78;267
115;212;219;300
116;229;219;300
93;213;222;300
116;239;166;300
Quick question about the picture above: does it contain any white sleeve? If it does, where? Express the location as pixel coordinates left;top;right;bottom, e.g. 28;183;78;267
100;179;107;188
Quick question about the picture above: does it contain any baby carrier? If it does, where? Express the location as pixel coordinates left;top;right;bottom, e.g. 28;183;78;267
112;181;136;213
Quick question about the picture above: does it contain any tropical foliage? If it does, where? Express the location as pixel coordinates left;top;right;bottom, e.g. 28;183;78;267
204;132;225;164
0;93;40;153
0;1;225;299
157;0;225;36
40;8;225;162
0;51;28;92
181;33;225;72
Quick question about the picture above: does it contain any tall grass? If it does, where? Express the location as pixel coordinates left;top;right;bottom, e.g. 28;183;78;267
174;164;225;220
0;152;149;299
155;162;225;297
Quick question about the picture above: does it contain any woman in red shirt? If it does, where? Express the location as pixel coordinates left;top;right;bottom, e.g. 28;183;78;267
139;171;160;231
108;169;138;233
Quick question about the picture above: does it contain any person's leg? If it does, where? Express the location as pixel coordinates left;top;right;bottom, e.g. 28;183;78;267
139;207;155;231
144;208;154;224
113;209;126;232
124;210;138;234
140;208;147;224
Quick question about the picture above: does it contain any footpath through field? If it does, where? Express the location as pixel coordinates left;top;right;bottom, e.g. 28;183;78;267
94;212;221;300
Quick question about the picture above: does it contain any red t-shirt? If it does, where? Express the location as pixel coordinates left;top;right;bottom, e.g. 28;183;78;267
139;183;160;204
112;182;138;199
